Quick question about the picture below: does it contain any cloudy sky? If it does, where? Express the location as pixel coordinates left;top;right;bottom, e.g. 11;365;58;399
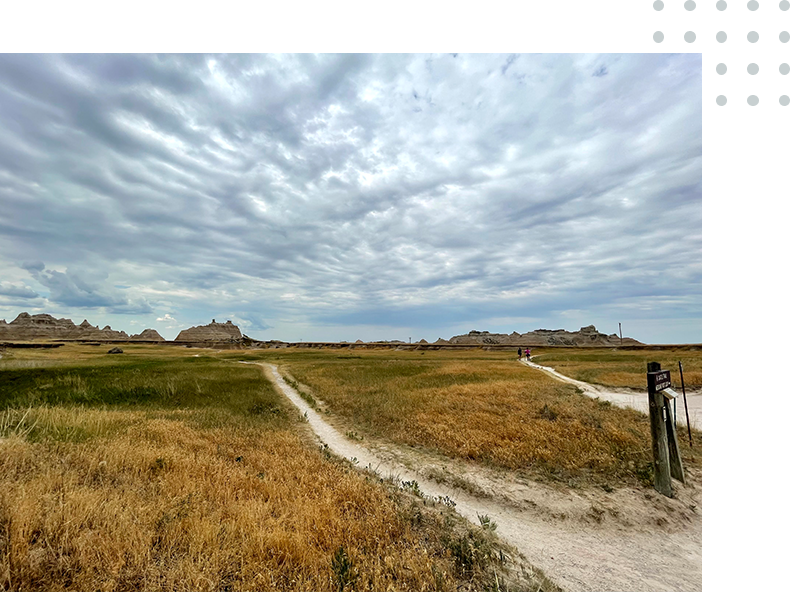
0;53;701;343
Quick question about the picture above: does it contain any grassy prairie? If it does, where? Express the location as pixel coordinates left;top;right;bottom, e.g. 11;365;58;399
0;346;531;592
253;349;701;488
529;347;702;390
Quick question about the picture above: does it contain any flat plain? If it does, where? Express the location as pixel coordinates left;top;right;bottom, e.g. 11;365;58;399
240;348;702;489
1;343;702;591
1;345;534;592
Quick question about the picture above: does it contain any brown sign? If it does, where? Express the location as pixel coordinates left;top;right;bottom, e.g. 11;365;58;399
648;370;671;393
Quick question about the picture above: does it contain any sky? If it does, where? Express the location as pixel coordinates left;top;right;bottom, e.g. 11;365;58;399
0;53;701;343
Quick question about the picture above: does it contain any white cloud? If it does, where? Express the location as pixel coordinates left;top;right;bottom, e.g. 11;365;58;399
0;53;701;343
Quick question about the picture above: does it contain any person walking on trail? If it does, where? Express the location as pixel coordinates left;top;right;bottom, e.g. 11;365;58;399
525;348;531;361
517;347;522;360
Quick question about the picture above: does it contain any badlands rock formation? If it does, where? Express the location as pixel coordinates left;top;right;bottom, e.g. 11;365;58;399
130;329;165;341
445;325;641;347
175;319;243;343
0;313;96;340
0;312;163;341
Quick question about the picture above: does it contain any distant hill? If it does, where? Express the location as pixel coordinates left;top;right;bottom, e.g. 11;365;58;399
175;319;243;343
444;325;641;347
0;312;163;341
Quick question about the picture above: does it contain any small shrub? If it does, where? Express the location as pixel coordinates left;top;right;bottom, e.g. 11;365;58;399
538;404;558;421
248;401;281;416
447;528;496;575
477;514;497;532
149;457;168;474
635;461;654;486
437;495;457;509
331;546;357;591
401;480;422;497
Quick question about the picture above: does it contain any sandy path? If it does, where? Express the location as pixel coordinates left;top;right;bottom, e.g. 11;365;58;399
521;359;702;431
252;362;701;592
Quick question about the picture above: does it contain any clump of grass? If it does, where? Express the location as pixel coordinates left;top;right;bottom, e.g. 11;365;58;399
0;407;37;439
401;480;422;497
538;404;558;421
424;466;491;499
477;514;498;532
445;524;498;578
0;405;133;443
248;401;283;417
282;373;318;407
331;546;357;591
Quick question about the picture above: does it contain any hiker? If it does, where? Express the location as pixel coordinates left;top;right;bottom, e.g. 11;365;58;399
517;347;522;360
525;348;531;361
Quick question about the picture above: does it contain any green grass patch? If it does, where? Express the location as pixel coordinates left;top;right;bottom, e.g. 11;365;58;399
0;354;290;442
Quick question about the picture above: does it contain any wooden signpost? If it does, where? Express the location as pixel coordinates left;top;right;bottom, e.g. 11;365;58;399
647;362;685;497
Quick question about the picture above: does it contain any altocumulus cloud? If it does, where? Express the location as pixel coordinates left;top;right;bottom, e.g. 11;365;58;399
21;262;153;314
0;282;39;299
0;54;701;342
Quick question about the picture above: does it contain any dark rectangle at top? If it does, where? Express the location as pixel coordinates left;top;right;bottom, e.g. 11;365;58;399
648;370;671;393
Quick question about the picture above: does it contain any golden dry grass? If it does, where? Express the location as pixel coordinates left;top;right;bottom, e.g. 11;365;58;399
1;348;533;591
1;415;477;591
529;347;702;390
271;350;701;487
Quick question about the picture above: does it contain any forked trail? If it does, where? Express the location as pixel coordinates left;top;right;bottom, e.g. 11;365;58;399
521;358;703;430
250;362;701;592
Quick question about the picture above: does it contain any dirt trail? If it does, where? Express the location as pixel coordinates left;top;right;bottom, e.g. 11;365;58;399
252;362;701;592
521;359;702;430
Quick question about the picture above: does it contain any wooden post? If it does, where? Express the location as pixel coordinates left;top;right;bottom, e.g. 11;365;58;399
679;361;693;447
664;398;686;484
647;362;672;497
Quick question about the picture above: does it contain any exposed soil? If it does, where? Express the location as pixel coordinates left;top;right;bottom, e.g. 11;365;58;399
254;362;702;592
